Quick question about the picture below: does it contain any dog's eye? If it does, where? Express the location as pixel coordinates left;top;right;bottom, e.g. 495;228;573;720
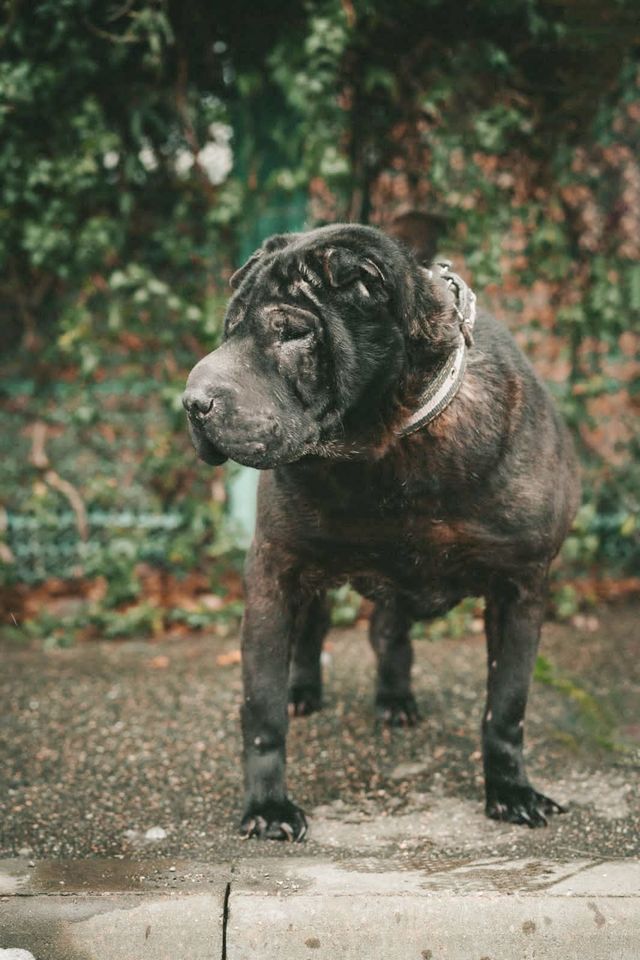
270;309;316;343
281;322;314;343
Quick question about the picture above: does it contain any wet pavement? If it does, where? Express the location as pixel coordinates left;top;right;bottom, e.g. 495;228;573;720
1;603;638;958
1;601;638;866
2;855;638;960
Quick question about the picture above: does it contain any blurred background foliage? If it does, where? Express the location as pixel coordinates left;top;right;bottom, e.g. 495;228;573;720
1;0;638;643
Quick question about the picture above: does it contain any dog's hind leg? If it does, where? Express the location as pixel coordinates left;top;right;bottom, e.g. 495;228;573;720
369;595;419;726
288;591;330;717
482;572;566;827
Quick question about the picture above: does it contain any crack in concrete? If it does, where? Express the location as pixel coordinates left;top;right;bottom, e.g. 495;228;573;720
221;881;231;960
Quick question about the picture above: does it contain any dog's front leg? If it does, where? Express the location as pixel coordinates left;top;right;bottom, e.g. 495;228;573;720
483;576;566;827
239;541;307;841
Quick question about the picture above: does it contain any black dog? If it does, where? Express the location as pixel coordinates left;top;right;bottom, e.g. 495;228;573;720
183;224;580;840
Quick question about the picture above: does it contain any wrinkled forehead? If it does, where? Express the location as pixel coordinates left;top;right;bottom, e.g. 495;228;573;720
254;241;329;292
223;255;320;337
229;247;330;318
224;224;406;337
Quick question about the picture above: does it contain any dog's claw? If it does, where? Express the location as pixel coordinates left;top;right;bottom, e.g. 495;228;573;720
288;684;322;718
240;815;268;839
515;805;535;827
288;700;315;717
240;799;307;842
486;782;566;828
279;822;294;842
375;693;420;728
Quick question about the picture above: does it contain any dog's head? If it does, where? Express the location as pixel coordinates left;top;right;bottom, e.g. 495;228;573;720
183;224;460;469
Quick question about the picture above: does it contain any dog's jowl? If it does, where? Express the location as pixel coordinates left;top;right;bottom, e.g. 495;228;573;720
183;224;580;840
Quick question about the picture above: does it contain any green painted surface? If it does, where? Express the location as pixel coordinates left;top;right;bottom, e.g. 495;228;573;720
226;179;307;545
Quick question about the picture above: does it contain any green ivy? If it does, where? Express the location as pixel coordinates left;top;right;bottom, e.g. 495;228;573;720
1;1;638;640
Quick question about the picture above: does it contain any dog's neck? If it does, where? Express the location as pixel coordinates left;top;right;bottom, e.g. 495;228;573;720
397;263;476;436
397;333;467;436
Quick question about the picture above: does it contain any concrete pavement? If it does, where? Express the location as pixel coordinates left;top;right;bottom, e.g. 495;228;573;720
1;855;639;959
1;602;638;957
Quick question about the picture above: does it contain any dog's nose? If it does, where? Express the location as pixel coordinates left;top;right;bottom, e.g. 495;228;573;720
182;388;214;418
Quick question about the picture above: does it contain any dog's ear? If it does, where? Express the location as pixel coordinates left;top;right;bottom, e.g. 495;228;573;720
405;266;460;343
229;233;301;290
229;249;263;290
323;247;386;289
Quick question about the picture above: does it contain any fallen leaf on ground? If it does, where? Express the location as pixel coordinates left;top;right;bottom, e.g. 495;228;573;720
216;649;241;666
148;655;170;669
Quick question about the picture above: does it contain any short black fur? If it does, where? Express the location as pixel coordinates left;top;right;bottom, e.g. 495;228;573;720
183;224;581;839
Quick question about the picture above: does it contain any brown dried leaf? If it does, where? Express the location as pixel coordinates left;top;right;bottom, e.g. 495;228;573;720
216;649;241;667
148;655;170;669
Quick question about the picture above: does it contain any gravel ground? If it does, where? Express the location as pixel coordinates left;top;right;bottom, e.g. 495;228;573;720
1;602;638;865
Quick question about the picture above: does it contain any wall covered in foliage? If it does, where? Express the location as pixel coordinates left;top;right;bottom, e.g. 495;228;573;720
1;1;638;639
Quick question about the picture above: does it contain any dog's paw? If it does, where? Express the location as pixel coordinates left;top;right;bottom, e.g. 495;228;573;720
240;798;308;841
486;781;567;828
375;692;420;727
288;684;322;717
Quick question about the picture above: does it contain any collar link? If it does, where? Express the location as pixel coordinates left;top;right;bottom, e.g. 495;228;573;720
428;261;476;347
397;263;476;437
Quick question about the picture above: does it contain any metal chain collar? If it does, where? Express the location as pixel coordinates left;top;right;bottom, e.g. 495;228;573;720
397;263;476;436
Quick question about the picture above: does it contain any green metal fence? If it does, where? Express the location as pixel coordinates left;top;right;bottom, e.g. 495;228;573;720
4;510;185;585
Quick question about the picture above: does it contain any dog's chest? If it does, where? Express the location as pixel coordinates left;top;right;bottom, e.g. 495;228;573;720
299;496;488;589
277;461;502;594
